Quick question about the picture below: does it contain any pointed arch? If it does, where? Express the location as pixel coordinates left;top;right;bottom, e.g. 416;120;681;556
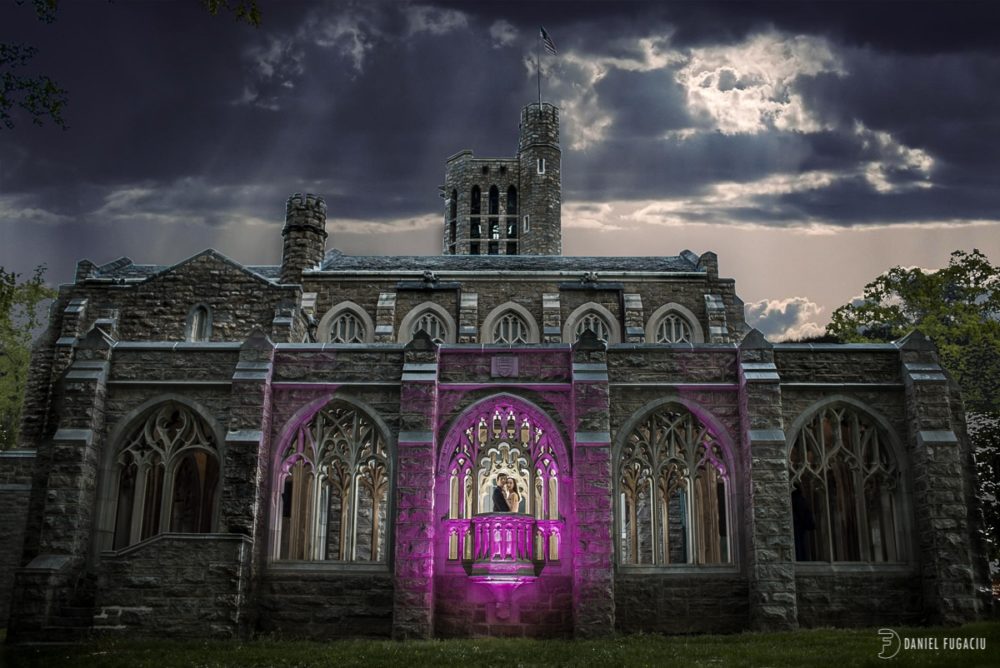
480;302;540;344
317;301;375;343
94;395;226;559
562;301;621;344
613;396;738;567
397;302;457;344
645;302;705;344
269;393;395;563
785;396;911;563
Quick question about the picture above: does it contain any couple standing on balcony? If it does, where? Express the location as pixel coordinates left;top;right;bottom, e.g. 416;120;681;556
492;473;522;513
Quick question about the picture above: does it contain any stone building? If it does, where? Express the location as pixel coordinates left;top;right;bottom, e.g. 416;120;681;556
0;103;990;641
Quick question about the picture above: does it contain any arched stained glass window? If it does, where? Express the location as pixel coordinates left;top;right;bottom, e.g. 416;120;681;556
655;313;693;343
112;403;220;549
493;312;530;344
274;401;390;562
788;404;902;562
329;312;365;344
618;405;731;565
573;312;611;342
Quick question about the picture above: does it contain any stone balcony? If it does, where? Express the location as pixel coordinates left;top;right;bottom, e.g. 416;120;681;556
444;513;563;580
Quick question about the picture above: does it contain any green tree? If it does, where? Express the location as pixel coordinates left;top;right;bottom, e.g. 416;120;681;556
2;0;260;130
0;265;56;450
827;248;1000;582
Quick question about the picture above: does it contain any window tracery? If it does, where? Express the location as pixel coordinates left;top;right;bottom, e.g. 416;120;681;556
273;401;389;562
573;311;611;342
329;312;365;344
410;311;447;343
112;403;219;549
618;405;731;565
788;404;902;562
493;312;530;344
655;312;693;343
442;400;563;565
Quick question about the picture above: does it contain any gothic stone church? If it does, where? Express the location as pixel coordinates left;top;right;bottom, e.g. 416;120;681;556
0;104;989;641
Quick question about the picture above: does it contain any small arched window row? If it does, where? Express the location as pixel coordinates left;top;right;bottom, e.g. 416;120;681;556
273;401;390;563
789;403;904;563
617;404;732;566
112;403;220;549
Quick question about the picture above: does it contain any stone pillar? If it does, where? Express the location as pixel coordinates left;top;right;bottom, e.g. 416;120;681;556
623;293;644;343
221;331;274;538
899;331;983;624
375;292;397;343
392;332;438;638
458;292;478;343
543;293;561;343
9;326;113;640
704;294;729;343
219;331;274;637
739;329;797;630
571;331;614;637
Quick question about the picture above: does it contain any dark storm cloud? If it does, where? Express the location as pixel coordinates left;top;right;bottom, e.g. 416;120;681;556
4;0;1000;291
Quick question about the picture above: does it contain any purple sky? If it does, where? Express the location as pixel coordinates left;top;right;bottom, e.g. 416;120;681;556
2;1;999;339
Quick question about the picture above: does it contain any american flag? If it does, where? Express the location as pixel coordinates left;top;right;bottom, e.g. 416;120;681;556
540;27;557;55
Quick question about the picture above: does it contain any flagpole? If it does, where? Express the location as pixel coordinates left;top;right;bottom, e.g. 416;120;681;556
537;27;541;107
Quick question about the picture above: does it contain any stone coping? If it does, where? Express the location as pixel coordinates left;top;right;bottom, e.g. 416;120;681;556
616;565;743;576
0;449;36;459
793;561;918;575
773;343;902;351
100;532;252;558
265;560;391;575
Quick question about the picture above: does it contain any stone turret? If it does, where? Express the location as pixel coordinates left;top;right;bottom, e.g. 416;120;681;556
280;193;327;284
517;102;561;255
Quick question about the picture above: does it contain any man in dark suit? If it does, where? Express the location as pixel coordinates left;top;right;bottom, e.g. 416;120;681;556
492;473;509;511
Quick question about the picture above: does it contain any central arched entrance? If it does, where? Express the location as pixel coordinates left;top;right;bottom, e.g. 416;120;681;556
433;394;573;637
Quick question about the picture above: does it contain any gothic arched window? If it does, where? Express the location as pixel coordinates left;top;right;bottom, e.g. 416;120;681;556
186;305;211;342
442;398;563;564
506;185;518;217
410;311;447;343
470;185;482;254
273;401;390;562
573;312;611;342
788;404;902;562
618;405;731;565
111;403;220;549
493;312;530;344
329;312;365;344
655;312;693;343
470;185;481;215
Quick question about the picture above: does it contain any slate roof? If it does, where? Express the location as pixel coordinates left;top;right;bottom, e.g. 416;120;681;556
315;249;701;273
83;249;703;282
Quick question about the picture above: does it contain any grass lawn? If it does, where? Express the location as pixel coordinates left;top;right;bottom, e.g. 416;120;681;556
1;622;998;667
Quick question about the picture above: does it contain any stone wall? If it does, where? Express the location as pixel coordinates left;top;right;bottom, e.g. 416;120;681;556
0;450;35;626
95;534;252;638
258;567;394;638
796;568;923;627
615;573;749;633
434;573;573;637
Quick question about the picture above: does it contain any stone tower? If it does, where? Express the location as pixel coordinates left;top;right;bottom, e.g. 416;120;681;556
517;102;561;255
442;102;561;256
280;193;328;284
